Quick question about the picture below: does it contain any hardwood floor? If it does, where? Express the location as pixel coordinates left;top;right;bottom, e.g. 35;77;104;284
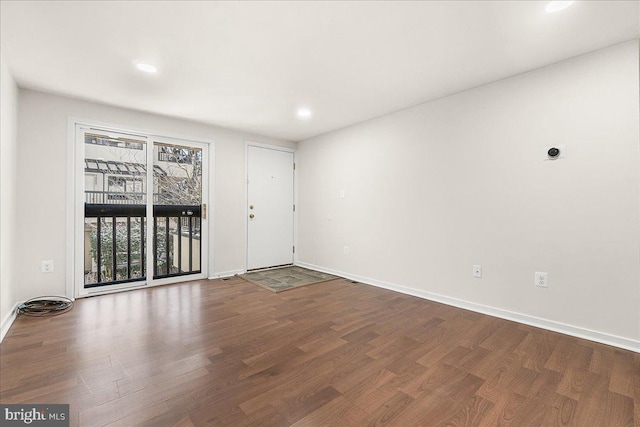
1;277;638;426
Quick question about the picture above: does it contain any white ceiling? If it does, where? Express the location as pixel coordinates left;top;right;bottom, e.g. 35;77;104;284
1;1;638;142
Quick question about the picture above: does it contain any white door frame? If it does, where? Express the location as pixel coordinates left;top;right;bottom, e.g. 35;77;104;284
67;118;214;299
244;141;297;271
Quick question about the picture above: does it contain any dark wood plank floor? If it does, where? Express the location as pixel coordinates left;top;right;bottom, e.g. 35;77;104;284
1;277;638;426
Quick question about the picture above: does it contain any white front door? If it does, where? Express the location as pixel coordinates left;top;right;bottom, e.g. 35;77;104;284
247;145;295;270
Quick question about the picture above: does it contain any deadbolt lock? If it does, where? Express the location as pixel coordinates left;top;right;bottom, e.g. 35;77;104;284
249;205;254;210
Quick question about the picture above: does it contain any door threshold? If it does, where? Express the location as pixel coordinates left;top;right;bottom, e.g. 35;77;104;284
246;263;293;273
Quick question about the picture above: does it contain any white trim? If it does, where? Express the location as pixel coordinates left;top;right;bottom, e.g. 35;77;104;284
67;116;215;146
244;141;297;271
75;273;208;299
145;130;154;295
0;301;20;343
152;273;207;287
208;269;245;279
73;124;87;298
208;141;216;285
77;281;149;298
293;151;299;265
65;119;76;300
245;140;296;154
295;261;640;353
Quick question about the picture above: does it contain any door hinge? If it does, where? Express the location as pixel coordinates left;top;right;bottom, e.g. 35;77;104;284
293;245;295;253
293;162;296;170
293;204;296;212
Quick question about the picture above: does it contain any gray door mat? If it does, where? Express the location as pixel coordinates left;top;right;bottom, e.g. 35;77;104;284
240;266;340;292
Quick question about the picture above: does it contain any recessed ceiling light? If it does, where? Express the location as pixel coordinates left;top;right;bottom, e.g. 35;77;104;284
135;62;157;73
296;108;312;119
545;1;575;13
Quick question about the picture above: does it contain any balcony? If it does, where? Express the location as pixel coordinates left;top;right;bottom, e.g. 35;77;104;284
84;190;201;288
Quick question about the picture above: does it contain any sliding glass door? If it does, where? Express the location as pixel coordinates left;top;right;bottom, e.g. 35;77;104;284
76;126;208;296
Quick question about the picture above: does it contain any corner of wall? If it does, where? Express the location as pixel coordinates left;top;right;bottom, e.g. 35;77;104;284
0;301;20;342
0;53;20;339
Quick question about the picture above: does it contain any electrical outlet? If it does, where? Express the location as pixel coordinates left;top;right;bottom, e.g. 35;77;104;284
535;272;548;288
473;265;482;278
343;246;349;255
41;260;54;273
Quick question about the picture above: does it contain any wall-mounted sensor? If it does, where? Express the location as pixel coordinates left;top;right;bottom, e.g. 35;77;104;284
547;147;560;158
544;144;566;161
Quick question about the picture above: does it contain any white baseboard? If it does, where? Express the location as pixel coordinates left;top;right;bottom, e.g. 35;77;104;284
0;301;20;343
295;261;640;353
208;269;245;280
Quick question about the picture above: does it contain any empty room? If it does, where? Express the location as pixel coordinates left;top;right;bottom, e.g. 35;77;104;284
1;1;639;426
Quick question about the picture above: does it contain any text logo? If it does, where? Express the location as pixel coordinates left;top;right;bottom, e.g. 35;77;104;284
1;405;69;426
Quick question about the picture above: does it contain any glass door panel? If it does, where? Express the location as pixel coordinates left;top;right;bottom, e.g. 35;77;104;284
83;131;147;288
153;141;203;279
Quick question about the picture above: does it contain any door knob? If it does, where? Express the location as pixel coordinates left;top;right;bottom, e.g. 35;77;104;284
249;214;255;219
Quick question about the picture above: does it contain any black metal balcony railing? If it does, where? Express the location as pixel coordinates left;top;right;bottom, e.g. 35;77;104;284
153;205;201;279
85;196;201;288
84;204;146;287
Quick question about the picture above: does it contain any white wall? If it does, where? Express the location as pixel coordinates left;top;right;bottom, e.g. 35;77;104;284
297;40;640;348
0;54;19;333
15;89;294;302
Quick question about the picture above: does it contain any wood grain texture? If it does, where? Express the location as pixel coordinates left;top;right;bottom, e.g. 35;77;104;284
1;277;638;426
